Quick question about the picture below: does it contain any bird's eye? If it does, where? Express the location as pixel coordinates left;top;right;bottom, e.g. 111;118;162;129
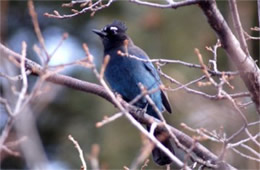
102;26;107;32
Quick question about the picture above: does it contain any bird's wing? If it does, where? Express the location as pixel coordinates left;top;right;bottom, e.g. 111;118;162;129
128;46;161;81
129;46;172;113
144;62;172;113
160;90;172;113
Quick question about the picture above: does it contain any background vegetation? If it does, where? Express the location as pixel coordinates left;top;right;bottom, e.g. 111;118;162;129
0;0;259;169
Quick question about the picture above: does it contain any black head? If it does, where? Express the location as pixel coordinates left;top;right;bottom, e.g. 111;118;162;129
93;20;128;50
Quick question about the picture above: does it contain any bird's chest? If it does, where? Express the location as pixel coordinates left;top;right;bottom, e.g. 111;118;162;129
104;53;143;100
105;55;138;79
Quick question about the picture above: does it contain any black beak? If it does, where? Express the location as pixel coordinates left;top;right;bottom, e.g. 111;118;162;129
92;29;106;37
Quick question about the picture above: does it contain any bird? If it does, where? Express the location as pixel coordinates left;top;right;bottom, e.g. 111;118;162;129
93;20;174;166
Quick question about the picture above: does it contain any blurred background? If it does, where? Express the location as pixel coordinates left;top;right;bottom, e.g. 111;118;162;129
0;0;259;169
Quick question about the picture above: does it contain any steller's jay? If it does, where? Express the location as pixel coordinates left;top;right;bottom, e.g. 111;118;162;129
93;20;174;166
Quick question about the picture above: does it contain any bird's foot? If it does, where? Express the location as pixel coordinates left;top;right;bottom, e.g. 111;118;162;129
136;103;149;117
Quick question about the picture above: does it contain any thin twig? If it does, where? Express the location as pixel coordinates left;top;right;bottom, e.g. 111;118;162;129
0;97;13;116
228;132;260;148
13;41;28;116
245;128;260;147
160;70;250;100
44;0;114;19
1;145;20;157
87;144;100;170
231;147;260;162
120;50;239;77
240;144;260;158
130;137;153;170
0;70;32;81
50;32;69;57
229;0;250;56
129;0;199;9
28;0;49;62
68;135;87;170
96;112;123;128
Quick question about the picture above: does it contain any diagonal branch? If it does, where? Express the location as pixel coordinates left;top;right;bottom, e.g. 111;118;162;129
258;0;260;28
198;0;260;114
0;43;236;170
129;0;199;9
228;0;250;56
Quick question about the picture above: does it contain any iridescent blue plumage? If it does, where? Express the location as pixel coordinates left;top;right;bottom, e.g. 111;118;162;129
93;20;173;166
104;40;171;119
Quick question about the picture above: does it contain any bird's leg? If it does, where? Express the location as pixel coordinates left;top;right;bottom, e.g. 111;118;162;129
136;103;149;118
143;103;149;113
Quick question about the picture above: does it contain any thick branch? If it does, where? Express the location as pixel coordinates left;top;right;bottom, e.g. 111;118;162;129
198;0;260;113
0;43;235;169
0;43;113;104
46;74;113;104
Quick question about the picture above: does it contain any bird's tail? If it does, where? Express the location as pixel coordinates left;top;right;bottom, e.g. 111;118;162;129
147;126;174;166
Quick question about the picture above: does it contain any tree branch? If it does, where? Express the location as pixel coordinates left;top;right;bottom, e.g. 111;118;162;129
0;43;236;169
258;0;260;28
43;0;260;113
198;0;260;114
228;0;250;56
128;0;200;9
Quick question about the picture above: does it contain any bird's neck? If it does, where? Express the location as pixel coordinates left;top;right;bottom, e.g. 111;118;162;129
104;36;134;53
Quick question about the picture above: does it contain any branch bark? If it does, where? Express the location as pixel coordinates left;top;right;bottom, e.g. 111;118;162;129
198;0;260;114
228;0;249;56
258;0;260;28
0;43;236;169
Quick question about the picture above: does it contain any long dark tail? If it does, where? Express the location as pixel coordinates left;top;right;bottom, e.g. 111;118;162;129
147;126;175;166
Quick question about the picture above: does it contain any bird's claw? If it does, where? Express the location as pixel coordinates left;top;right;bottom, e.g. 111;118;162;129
136;103;149;117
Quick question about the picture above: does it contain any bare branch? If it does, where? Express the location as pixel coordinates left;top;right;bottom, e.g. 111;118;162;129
160;69;250;100
0;97;13;116
28;0;49;61
130;137;153;170
50;32;69;57
0;42;237;170
96;112;123;128
1;145;20;157
44;0;115;19
44;0;200;19
229;0;250;56
257;0;260;28
13;41;28;116
129;0;200;9
0;70;31;81
240;144;260;159
198;0;260;113
118;49;239;77
0;118;15;149
231;147;260;162
87;144;100;170
244;31;260;40
245;128;260;147
227;132;260;148
68;135;87;170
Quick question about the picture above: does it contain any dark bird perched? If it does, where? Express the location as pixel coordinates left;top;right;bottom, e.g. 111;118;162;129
93;20;174;166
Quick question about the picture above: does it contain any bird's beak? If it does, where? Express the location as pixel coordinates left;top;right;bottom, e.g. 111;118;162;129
92;29;107;37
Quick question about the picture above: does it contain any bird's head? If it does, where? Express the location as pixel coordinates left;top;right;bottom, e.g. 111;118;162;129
93;20;128;50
